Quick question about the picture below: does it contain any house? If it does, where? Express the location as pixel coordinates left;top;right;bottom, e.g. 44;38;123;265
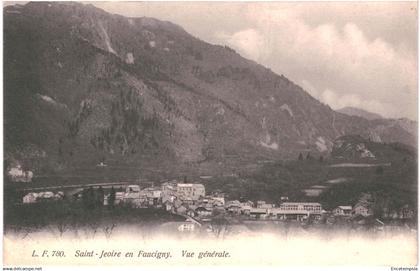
176;183;205;201
123;185;145;207
23;193;37;204
352;203;372;217
23;190;64;204
249;208;268;219
226;200;241;208
141;187;162;206
199;196;211;204
196;206;213;217
180;198;195;206
210;196;225;206
96;162;107;167
227;205;241;214
256;201;266;208
240;205;252;215
126;185;140;193
142;187;162;199
240;200;254;207
160;221;198;232
163;200;174;212
8;165;33;182
186;209;197;217
198;196;222;207
333;206;352;216
177;222;197;232
280;196;289;202
399;205;415;219
185;204;198;216
37;191;55;201
161;181;177;203
239;201;254;214
115;192;124;204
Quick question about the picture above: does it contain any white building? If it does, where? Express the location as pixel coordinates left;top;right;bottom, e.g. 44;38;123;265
269;202;323;221
22;191;63;204
8;165;33;182
278;202;322;213
161;182;178;203
23;193;37;203
352;203;372;217
126;185;140;193
196;206;213;217
124;186;147;207
210;196;225;206
226;200;241;208
176;222;197;232
114;192;125;205
37;191;55;200
176;183;205;201
333;206;352;216
141;187;162;200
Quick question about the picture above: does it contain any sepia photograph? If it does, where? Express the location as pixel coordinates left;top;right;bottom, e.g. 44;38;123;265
2;1;418;268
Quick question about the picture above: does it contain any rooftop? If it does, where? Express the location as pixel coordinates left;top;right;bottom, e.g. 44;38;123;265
177;183;204;188
280;202;322;206
337;206;352;210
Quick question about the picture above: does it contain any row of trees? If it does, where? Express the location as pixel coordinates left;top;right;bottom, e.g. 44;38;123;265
80;186;116;209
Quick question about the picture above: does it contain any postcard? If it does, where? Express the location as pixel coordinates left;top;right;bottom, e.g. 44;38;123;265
2;1;418;268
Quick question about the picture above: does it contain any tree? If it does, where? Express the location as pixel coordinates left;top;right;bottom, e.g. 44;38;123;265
108;186;116;208
194;51;203;61
210;213;229;238
298;153;303;161
375;166;384;175
96;186;104;207
82;187;95;210
102;223;116;239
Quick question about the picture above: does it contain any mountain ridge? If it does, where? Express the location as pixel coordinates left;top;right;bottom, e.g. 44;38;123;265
337;106;383;120
4;2;417;176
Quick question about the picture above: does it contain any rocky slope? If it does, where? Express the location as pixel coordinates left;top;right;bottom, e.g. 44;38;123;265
4;2;417;175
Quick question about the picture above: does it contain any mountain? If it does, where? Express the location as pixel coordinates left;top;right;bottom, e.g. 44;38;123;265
3;2;417;177
337;106;383;120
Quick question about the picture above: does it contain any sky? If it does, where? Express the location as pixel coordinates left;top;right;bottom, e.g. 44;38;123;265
5;1;418;120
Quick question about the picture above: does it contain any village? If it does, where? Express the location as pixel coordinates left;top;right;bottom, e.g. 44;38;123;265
20;179;416;235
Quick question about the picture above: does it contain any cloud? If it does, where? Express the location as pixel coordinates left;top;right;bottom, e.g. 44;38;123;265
215;29;266;61
214;3;417;119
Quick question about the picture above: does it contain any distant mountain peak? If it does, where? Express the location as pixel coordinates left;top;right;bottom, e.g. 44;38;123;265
337;106;383;120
